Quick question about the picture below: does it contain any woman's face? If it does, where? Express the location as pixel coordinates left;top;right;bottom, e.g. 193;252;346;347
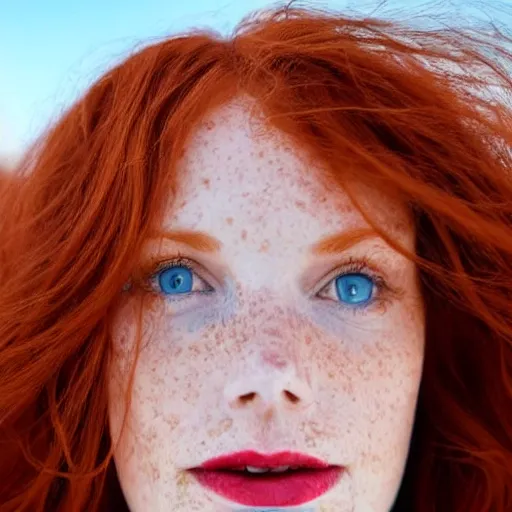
108;99;425;512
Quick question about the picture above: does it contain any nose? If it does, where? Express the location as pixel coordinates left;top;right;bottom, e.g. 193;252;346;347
224;367;315;415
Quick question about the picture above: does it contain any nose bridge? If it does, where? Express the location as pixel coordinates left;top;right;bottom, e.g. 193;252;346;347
236;290;311;349
223;304;316;413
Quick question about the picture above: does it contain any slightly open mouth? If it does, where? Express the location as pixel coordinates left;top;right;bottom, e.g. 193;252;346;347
204;464;316;474
189;464;344;507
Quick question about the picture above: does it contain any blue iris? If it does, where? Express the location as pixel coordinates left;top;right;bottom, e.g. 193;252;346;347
335;273;374;305
158;266;193;295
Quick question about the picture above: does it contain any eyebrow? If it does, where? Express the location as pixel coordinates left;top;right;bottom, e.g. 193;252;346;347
149;227;378;255
149;229;222;252
311;227;379;255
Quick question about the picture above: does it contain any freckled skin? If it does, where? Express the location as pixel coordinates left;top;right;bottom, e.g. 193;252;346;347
108;98;425;511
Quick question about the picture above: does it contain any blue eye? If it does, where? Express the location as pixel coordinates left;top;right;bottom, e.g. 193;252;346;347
150;258;213;298
157;266;194;295
335;273;374;305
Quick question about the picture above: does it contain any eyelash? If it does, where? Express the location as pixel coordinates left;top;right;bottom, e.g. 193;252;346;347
131;253;395;315
139;254;213;297
317;255;394;315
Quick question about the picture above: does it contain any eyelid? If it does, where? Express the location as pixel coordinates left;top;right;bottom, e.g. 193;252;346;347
140;238;229;279
133;253;216;292
313;255;387;294
313;255;404;315
149;256;197;277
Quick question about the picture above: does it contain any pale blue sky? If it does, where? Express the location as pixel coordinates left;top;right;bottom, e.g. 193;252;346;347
0;0;508;157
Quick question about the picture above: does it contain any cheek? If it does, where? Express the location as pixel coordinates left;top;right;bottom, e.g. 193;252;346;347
315;290;425;384
324;336;424;409
107;298;189;484
315;303;425;454
107;296;218;429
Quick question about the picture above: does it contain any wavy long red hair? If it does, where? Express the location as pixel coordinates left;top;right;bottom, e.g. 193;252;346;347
1;5;511;511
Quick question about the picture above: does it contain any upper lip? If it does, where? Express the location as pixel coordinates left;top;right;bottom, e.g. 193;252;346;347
193;450;335;471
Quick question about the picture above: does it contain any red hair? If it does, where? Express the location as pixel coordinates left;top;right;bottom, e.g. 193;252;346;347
1;5;511;511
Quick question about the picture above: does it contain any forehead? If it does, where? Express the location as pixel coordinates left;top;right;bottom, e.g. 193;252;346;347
166;98;411;238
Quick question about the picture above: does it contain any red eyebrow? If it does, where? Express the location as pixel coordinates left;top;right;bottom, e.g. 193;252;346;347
149;227;376;255
149;229;222;252
311;228;378;255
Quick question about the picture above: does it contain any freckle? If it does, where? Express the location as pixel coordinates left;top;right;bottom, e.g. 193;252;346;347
258;150;265;158
258;240;270;252
202;178;210;189
241;229;247;240
172;346;183;358
261;351;287;369
146;426;158;442
188;344;201;356
263;406;274;423
166;414;181;431
225;216;233;225
150;463;161;482
176;471;191;489
305;433;317;449
207;418;233;439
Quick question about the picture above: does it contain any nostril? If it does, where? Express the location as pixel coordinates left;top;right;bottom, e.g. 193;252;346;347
238;391;257;404
283;389;300;404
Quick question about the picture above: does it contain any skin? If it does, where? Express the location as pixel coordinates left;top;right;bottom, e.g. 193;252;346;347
108;98;426;511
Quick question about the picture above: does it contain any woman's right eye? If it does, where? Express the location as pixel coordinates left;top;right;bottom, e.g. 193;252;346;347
151;262;212;297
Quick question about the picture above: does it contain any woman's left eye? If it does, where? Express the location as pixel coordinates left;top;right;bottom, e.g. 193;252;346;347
151;261;212;297
318;272;378;307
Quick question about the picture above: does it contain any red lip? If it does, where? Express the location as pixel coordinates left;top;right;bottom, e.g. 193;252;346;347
189;450;344;507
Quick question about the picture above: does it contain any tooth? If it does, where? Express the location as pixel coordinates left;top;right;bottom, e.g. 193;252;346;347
270;465;290;473
246;466;270;473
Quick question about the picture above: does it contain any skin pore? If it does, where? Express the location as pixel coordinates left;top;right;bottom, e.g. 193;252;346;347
108;98;426;511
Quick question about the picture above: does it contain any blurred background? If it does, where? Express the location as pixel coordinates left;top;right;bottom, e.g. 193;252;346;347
1;0;510;170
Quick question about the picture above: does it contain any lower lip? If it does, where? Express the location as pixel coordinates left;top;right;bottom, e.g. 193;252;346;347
190;466;344;507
